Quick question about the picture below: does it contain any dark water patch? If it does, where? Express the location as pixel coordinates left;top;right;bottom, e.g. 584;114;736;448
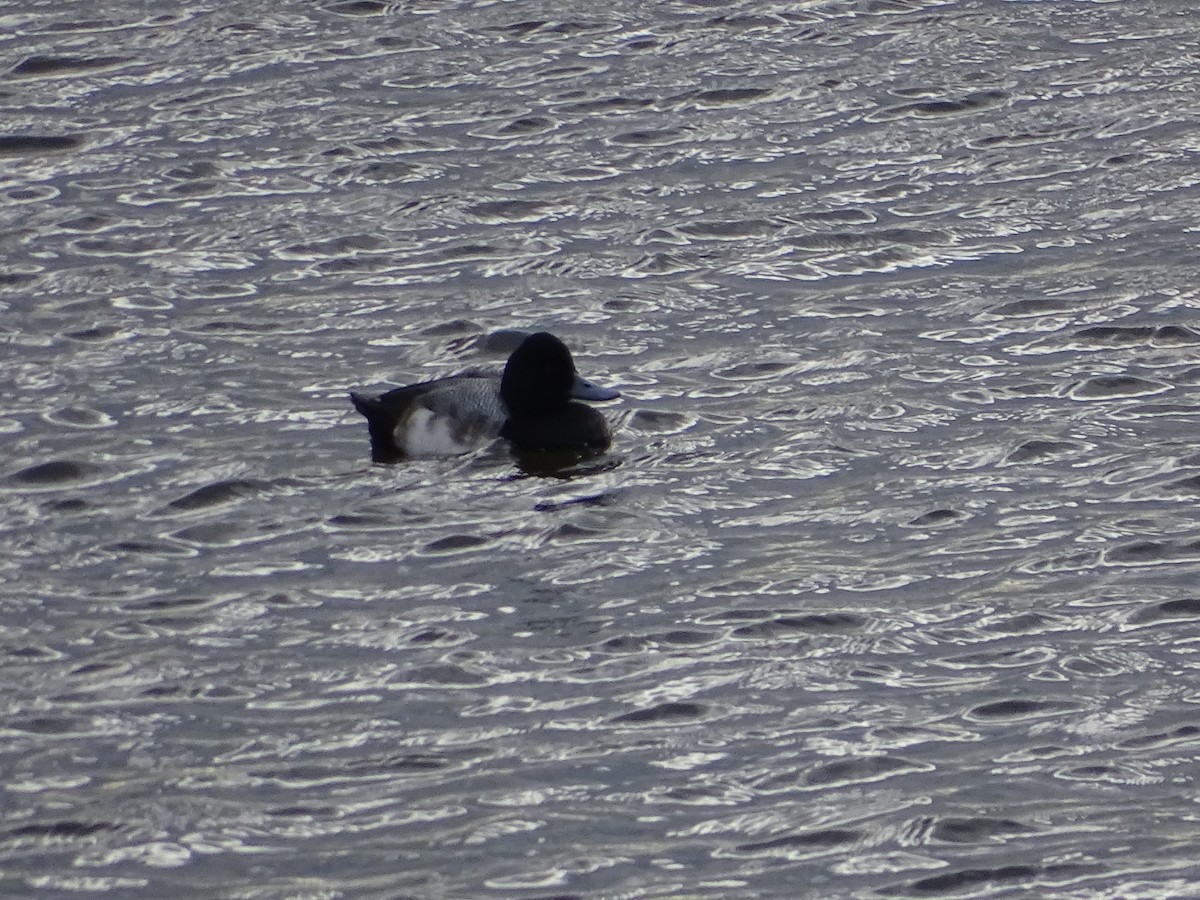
9;184;59;202
867;89;1007;122
513;453;620;480
1074;324;1200;346
166;479;270;512
173;521;255;547
612;701;708;725
1153;325;1200;344
1054;764;1136;784
801;755;927;787
893;864;1041;895
267;805;339;817
735;827;862;854
164;161;223;180
1128;596;1200;625
44;497;89;513
201;683;257;700
600;634;654;652
70;660;124;677
880;227;940;245
628;409;694;434
691;87;773;107
409;664;487;686
729;621;804;641
8;460;94;486
1117;724;1200;750
601;629;716;652
0;134;84;156
494;116;555;137
733;611;863;639
712;361;792;380
1105;539;1200;567
697;605;773;622
11;716;78;734
422;534;492;554
378;753;459;773
967;698;1080;722
969;126;1088;149
10;55;130;78
325;0;389;14
1069;375;1169;400
337;159;424;183
435;242;507;263
8;821;118;840
988;294;1080;317
253;753;462;785
609;128;687;147
1073;325;1154;345
775;612;864;632
105;538;197;557
548;521;607;541
658;629;713;645
494;19;549;37
40;18;122;33
906;508;965;527
981;612;1061;636
141;683;199;699
929;816;1030;843
42;406;114;429
421;319;481;336
1003;439;1082;465
72;236;174;257
473;329;530;354
489;18;604;39
1099;152;1149;168
1156;474;1200;497
679;219;774;240
279;233;389;259
0;269;40;288
126;594;219;613
1019;548;1100;576
560;95;653;114
659;783;742;804
63;323;125;342
7;644;65;661
409;627;465;646
939;647;1051;670
466;199;552;222
801;207;876;226
787;231;876;252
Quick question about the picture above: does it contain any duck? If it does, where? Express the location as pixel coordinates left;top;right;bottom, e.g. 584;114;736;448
350;331;620;462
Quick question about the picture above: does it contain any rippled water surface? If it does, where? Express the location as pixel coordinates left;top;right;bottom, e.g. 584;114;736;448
6;0;1200;896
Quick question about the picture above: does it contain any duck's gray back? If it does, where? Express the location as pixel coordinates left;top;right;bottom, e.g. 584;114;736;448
400;375;507;456
420;375;505;424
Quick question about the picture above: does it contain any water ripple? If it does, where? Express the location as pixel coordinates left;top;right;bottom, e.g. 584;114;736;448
5;0;1200;896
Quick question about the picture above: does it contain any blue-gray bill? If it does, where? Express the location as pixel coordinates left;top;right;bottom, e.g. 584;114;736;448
570;375;620;403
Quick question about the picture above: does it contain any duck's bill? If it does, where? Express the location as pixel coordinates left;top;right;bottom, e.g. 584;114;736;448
570;375;620;402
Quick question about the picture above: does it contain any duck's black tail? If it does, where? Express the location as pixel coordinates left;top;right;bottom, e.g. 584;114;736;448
349;392;403;464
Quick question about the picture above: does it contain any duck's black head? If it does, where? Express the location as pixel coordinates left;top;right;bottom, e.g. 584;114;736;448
500;332;619;417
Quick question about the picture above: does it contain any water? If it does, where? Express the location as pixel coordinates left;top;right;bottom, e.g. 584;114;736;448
5;0;1200;896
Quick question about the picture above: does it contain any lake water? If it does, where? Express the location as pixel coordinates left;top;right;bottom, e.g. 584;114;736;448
5;0;1200;896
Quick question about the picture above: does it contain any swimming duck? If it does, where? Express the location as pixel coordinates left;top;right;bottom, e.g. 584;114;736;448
350;331;620;462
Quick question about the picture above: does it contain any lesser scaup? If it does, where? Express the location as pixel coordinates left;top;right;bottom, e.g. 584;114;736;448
350;331;620;462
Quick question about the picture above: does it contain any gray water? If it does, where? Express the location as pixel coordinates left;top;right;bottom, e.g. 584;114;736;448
5;0;1200;897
